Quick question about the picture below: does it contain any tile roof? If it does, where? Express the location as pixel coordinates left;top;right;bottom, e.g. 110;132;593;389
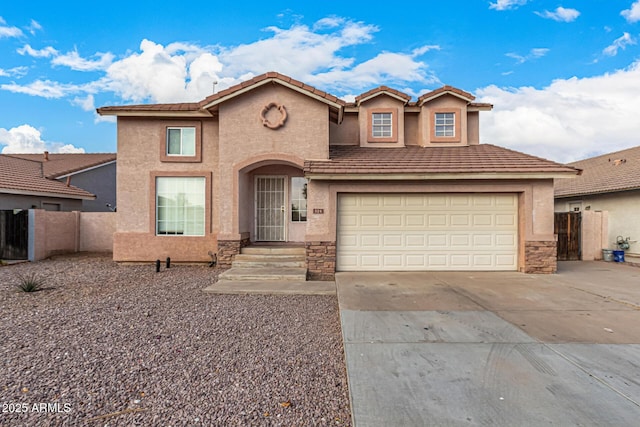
554;145;640;197
355;86;412;104
305;145;579;176
0;155;96;199
97;72;486;119
7;153;116;179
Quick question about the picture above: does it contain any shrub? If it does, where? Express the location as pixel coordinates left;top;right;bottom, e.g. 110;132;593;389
15;272;44;293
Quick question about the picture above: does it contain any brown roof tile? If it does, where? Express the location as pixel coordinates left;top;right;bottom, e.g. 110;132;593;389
305;145;578;176
555;145;640;197
418;85;476;104
355;86;412;104
0;156;95;199
7;153;116;179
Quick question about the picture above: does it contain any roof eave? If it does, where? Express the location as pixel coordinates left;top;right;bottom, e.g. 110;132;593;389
0;188;96;200
305;171;580;181
96;109;213;118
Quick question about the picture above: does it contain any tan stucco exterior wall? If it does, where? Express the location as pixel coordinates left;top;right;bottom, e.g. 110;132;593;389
113;117;219;261
218;85;329;241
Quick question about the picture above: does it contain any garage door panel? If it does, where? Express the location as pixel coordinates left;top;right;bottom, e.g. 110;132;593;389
337;194;518;271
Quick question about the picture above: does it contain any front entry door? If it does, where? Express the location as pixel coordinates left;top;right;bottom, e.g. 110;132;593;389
255;176;286;241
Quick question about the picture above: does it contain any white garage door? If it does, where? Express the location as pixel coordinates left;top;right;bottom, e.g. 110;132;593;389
337;193;518;271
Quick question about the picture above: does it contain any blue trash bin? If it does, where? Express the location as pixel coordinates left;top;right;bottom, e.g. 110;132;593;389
613;250;625;262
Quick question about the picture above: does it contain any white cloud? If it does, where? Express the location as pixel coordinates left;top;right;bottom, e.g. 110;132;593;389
18;44;58;58
0;66;28;78
26;19;42;35
621;1;640;23
72;94;95;112
477;60;640;163
535;7;580;22
489;0;528;11
0;125;85;154
52;49;115;71
506;48;549;64
95;19;433;104
603;32;636;56
1;79;83;98
0;16;23;38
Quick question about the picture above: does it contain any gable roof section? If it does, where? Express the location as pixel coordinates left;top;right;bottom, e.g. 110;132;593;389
97;72;346;122
555;145;640;198
7;153;116;179
418;85;475;105
355;86;412;105
305;145;579;180
0;155;96;200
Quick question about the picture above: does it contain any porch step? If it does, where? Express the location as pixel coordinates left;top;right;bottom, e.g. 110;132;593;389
218;267;307;281
232;254;306;268
240;246;305;256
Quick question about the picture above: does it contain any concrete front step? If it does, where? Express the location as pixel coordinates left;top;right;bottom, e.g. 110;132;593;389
232;259;306;268
241;246;305;256
203;280;335;295
218;267;307;281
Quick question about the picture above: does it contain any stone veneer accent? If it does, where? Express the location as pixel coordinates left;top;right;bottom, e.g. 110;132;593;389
306;241;336;281
217;237;250;269
524;240;557;274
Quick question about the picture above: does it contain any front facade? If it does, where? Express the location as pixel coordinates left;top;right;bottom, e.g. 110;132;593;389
98;72;577;277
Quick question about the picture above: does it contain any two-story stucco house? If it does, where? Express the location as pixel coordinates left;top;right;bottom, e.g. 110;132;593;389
97;72;578;279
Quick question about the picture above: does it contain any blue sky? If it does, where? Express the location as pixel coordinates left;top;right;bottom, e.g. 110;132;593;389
1;0;640;162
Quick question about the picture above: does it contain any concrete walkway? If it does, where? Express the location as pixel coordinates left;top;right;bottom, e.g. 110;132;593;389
336;262;640;426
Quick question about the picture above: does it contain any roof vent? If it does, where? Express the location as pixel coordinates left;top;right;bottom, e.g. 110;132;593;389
609;158;626;166
43;151;49;161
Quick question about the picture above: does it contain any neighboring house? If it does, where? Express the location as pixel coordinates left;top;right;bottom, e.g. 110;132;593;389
555;145;640;256
97;72;577;278
1;152;116;212
0;155;96;211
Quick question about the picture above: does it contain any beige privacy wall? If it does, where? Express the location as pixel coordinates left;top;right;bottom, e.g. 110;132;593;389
29;210;115;261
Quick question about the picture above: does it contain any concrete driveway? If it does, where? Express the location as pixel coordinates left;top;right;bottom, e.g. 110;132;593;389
336;261;640;426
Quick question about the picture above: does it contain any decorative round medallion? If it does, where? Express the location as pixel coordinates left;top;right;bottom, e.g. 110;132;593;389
260;102;287;129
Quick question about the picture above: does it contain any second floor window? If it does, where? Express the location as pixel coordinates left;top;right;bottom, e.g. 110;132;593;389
372;112;393;138
435;112;455;137
167;127;196;156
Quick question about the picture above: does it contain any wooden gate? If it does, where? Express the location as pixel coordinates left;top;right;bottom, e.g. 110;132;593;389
554;212;581;261
0;210;29;260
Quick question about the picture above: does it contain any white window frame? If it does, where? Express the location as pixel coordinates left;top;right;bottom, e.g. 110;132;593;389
166;127;196;156
372;112;393;138
435;112;455;137
290;177;307;222
156;176;205;236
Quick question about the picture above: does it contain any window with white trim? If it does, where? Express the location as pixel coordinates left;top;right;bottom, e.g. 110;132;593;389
434;112;455;137
372;112;393;138
156;177;205;236
167;127;196;156
291;177;307;222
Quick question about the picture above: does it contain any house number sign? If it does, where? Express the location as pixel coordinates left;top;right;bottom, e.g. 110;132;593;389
313;208;324;214
260;102;287;129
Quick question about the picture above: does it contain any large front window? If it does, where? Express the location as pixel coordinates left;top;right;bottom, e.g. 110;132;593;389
156;177;205;236
291;177;307;222
167;127;196;156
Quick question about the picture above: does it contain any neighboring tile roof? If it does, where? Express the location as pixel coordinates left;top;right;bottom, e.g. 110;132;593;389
0;155;95;199
554;145;640;197
7;153;116;179
305;145;579;176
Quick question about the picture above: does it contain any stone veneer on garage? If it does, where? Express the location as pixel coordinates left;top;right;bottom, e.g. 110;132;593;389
524;241;558;274
306;241;336;281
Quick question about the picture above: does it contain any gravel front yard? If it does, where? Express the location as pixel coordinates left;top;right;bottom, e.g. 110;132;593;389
0;254;351;426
